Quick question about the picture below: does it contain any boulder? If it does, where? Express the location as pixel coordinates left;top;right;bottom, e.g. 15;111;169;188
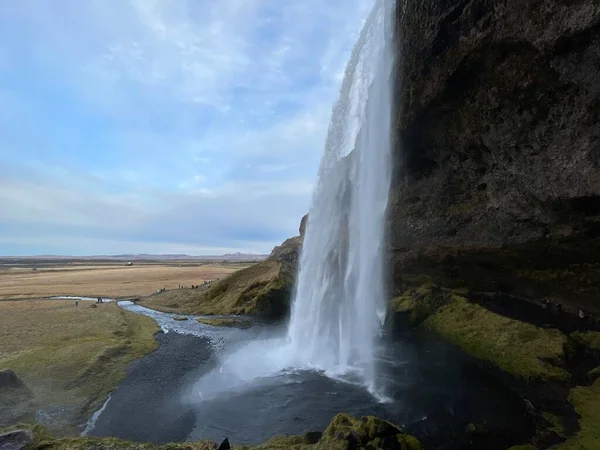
0;370;25;390
0;430;32;450
216;437;230;450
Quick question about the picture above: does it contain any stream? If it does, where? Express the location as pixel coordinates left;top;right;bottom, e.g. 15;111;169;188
85;301;533;449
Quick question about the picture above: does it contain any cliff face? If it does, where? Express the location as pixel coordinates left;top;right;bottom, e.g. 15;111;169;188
389;0;600;312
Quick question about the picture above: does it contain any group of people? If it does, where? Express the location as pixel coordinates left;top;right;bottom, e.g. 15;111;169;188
177;279;218;290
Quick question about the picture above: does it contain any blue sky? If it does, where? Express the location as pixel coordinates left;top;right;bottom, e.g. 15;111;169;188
0;0;373;256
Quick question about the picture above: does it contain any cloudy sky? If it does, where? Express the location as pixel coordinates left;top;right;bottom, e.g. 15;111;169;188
0;0;374;256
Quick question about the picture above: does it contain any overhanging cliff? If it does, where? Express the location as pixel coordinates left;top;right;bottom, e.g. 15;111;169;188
390;0;600;312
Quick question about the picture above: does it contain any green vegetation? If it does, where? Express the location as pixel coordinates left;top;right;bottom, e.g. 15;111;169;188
5;414;421;450
392;285;452;326
196;318;249;328
542;412;566;438
422;296;570;381
0;300;159;433
556;380;600;449
321;414;421;450
142;260;292;318
2;424;215;450
571;331;600;351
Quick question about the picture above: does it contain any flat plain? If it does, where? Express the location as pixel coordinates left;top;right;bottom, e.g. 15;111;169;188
0;261;252;299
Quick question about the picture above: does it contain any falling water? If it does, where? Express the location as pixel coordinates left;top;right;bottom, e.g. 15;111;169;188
287;0;395;391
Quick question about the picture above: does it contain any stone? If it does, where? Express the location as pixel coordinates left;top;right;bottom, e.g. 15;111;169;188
0;370;25;390
0;430;33;450
217;437;230;450
303;431;323;444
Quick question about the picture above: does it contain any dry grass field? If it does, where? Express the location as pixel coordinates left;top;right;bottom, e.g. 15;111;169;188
0;263;252;299
0;300;159;434
0;260;254;433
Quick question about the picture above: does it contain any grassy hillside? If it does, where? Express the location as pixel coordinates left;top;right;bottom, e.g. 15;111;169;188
0;300;159;434
141;260;293;318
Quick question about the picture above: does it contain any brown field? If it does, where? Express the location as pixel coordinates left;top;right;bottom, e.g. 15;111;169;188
0;262;253;299
0;300;159;433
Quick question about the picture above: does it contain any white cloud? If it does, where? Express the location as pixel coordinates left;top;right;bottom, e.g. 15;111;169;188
0;0;375;255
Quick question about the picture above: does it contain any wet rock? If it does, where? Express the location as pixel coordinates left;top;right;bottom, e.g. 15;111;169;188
216;437;230;450
0;370;25;390
0;430;32;450
303;431;323;444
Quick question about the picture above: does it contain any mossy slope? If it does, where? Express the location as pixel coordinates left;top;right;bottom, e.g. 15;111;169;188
0;301;159;434
141;216;306;319
143;260;292;318
8;414;421;450
555;380;600;449
422;296;569;382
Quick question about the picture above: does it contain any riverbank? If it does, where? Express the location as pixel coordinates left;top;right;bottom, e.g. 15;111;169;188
391;283;600;449
66;302;534;450
0;300;160;434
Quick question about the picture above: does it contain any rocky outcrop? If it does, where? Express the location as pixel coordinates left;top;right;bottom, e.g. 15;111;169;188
389;0;600;313
0;430;32;450
0;370;27;392
143;215;308;318
199;213;308;318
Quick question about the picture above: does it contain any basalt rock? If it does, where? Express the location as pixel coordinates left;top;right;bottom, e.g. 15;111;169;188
388;0;600;312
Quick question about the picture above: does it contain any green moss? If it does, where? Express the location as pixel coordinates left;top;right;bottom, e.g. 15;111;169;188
542;412;566;437
588;367;600;380
6;414;421;450
392;285;452;326
143;261;291;318
1;308;159;434
556;380;600;449
392;295;416;313
570;331;600;351
250;435;307;450
423;297;570;382
465;423;488;435
195;318;249;328
321;414;421;450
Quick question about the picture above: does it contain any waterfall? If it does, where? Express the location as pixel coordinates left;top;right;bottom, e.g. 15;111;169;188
287;0;395;390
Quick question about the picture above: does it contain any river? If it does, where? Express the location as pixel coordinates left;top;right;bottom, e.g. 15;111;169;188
85;301;532;449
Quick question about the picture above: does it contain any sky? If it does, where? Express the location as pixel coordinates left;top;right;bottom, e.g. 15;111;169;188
0;0;374;256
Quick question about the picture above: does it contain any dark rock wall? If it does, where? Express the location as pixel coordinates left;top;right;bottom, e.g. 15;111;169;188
389;0;600;311
391;0;600;248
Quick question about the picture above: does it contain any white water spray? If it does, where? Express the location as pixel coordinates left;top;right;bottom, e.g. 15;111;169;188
287;0;395;390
